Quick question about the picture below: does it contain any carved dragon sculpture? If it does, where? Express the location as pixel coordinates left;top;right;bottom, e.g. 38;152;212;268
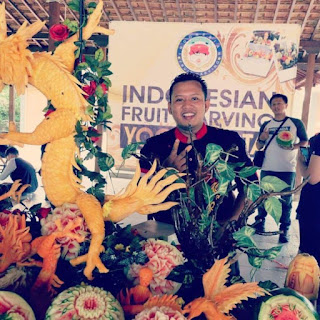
0;1;185;280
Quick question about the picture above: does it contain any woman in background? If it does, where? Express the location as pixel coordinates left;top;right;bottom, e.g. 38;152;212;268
297;133;320;262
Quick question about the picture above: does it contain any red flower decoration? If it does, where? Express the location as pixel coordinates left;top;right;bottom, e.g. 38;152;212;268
49;24;70;41
88;127;100;143
37;207;51;219
100;83;108;94
82;81;97;99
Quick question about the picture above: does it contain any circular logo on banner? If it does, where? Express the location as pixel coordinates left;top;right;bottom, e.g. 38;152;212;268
177;31;223;76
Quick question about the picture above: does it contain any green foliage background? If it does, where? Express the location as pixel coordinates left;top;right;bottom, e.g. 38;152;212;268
0;86;20;131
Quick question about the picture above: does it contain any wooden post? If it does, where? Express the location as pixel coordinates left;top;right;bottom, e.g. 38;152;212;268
302;53;316;129
48;0;61;51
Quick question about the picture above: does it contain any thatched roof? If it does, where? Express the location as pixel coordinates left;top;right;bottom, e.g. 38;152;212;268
4;0;320;85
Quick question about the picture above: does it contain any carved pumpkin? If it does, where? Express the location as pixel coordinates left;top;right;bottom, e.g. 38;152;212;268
285;253;320;300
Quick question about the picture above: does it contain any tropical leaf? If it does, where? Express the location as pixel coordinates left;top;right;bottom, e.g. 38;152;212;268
261;176;289;192
246;184;261;202
203;182;215;206
98;153;114;171
204;143;223;166
216;177;229;195
121;142;145;160
264;197;282;225
94;48;104;62
238;166;258;178
233;226;257;248
215;160;236;181
247;249;264;269
263;246;282;260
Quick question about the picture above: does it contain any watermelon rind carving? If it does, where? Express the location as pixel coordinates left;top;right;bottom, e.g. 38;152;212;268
276;131;294;148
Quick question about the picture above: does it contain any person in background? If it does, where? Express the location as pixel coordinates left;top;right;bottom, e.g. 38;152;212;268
254;93;308;243
0;146;38;198
139;72;255;225
296;133;320;263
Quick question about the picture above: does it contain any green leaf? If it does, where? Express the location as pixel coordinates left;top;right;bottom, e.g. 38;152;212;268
246;184;261;202
228;161;246;168
67;0;80;12
247;249;264;269
95;48;105;62
216;177;229;195
121;142;145;160
263;246;282;260
215;160;236;181
233;226;257;248
63;19;78;33
87;2;97;9
102;77;112;87
98;153;114;171
258;280;279;292
261;176;289;192
264;197;282;225
75;62;89;71
204;143;223;166
95;85;104;98
203;182;215;206
238;166;258;178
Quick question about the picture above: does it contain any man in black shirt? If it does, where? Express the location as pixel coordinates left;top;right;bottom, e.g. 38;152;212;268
140;72;254;224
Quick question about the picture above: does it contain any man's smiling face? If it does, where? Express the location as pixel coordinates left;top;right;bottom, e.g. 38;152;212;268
168;80;209;134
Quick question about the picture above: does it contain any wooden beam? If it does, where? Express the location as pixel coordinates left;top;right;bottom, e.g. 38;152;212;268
254;0;260;23
298;62;320;71
159;0;168;22
311;17;320;40
110;0;123;20
126;0;137;20
287;0;296;23
191;0;196;22
234;0;238;22
214;0;218;22
273;0;281;23
176;0;182;21
143;0;154;21
300;40;320;53
302;53;316;129
301;0;315;34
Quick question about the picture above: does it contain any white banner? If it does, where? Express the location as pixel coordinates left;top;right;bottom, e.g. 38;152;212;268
107;21;301;168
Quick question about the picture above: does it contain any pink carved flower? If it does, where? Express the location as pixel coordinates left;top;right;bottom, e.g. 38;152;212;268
127;239;185;295
135;306;186;320
40;203;90;260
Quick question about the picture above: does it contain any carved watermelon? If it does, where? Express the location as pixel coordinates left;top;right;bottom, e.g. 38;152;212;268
0;291;35;320
255;288;319;320
276;131;294;148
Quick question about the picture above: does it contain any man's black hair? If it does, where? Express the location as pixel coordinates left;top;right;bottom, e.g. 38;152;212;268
269;93;288;105
5;146;19;157
169;72;208;102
